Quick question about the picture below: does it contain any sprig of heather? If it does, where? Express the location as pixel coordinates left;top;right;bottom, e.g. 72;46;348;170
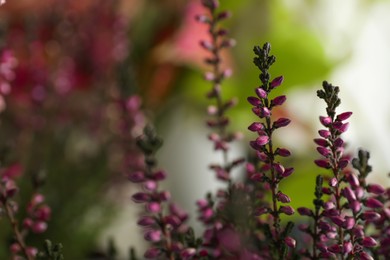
301;82;378;259
130;125;201;259
313;82;355;258
247;42;295;258
197;0;243;183
0;164;52;259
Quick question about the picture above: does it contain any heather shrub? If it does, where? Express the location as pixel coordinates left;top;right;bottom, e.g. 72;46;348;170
0;0;389;260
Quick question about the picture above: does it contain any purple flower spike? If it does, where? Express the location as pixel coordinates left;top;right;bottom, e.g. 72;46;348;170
270;75;284;88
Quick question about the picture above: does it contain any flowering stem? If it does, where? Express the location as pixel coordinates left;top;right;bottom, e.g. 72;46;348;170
4;199;33;260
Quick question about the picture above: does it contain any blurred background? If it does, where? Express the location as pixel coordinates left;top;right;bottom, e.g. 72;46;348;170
0;0;390;258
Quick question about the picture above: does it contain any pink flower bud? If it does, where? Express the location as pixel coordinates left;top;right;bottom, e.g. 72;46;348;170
343;216;355;230
10;243;21;253
260;107;271;118
348;173;360;188
314;159;330;169
276;148;291;157
328;244;342;253
270;76;284;88
334;138;344;148
318;129;331;138
146;202;161;213
132;192;151;203
127;171;145;183
359;251;374;260
330;216;344;227
152;170;166;181
274;163;285;175
254;207;269;216
336;112;353;121
248;122;263;132
319;116;332;126
362;236;378;247
256;135;269;146
276;191;291;203
367;184;385;194
273;118;291;128
361;211;381;221
32;221;47;233
137;216;155;226
280;205;294;215
34;205;51;221
180;248;197;259
342;187;356;202
365;197;383;209
247;96;261;106
350;200;361;214
255;87;267;99
314;138;329;147
284;236;296;248
281;167;294;177
338;159;349;169
271;95;287;107
343;241;353;254
144;230;162;242
144;181;157;191
159;191;171;201
26;247;38;257
317;147;331;157
329;177;338;187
